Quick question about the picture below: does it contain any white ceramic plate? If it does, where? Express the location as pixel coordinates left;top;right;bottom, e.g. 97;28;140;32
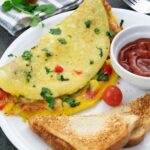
0;8;150;150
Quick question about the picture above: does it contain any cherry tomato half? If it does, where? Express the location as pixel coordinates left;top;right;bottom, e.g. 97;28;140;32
102;85;123;107
103;64;112;75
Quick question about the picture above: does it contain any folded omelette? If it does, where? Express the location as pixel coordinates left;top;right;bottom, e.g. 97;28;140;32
0;0;110;100
0;0;122;119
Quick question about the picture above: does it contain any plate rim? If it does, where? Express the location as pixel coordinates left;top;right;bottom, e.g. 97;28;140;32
0;8;150;150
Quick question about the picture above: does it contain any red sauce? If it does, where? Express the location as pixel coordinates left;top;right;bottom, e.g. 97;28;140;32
118;38;150;77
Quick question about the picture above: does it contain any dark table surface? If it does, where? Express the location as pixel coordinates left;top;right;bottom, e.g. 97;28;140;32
0;0;131;150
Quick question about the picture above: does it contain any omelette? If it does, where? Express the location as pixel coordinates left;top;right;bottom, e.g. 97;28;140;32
0;0;122;119
0;0;110;100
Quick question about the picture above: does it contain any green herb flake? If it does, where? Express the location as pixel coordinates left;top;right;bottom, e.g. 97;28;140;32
42;48;53;57
58;38;67;45
22;51;33;61
97;47;103;58
36;4;56;14
2;1;13;11
32;85;36;88
85;20;92;28
24;71;32;82
106;31;116;38
30;15;41;27
57;75;69;81
120;19;124;27
44;67;52;74
40;87;55;109
89;60;94;65
63;97;80;107
94;28;100;34
8;53;14;57
26;64;30;67
1;1;56;27
41;22;45;28
50;28;61;35
68;34;72;38
96;71;109;81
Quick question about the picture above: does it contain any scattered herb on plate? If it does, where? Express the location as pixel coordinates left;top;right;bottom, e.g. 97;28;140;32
63;97;80;107
96;71;109;81
44;67;53;74
50;28;62;35
89;60;94;65
85;20;92;28
42;48;53;57
106;30;117;38
94;28;100;34
40;87;55;109
7;53;14;57
97;47;103;58
24;71;32;82
32;84;36;87
22;51;33;61
57;74;69;81
58;38;67;45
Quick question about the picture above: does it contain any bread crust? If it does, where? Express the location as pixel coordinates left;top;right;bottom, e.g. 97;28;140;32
124;127;146;147
125;94;150;147
29;114;139;150
29;120;75;150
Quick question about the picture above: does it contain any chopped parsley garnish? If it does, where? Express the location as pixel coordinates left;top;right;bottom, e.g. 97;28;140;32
8;53;14;57
30;15;41;27
94;28;100;34
50;28;61;35
26;64;30;67
96;71;109;81
2;1;13;11
42;48;53;57
22;51;32;61
44;67;52;74
63;97;80;107
97;47;103;58
40;87;55;109
36;4;56;14
68;34;72;38
89;60;94;65
24;71;32;82
57;75;69;81
85;20;92;28
32;85;36;88
58;38;67;45
120;19;124;27
106;31;116;38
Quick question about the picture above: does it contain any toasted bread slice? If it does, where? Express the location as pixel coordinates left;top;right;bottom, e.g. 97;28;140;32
124;94;150;147
106;94;150;147
29;114;139;150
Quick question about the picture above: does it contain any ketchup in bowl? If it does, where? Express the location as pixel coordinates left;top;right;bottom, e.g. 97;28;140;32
118;38;150;77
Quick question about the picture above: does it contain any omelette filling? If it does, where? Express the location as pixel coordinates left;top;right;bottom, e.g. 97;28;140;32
0;0;122;119
0;60;118;119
